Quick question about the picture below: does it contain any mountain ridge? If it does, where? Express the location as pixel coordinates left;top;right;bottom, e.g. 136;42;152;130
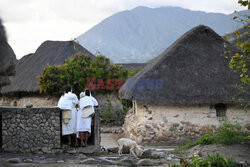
77;6;247;63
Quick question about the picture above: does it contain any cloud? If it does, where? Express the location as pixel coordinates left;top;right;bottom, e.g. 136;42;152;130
0;0;247;59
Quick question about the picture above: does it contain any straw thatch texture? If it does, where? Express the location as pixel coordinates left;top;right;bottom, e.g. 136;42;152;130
1;40;95;95
0;19;16;88
119;25;247;105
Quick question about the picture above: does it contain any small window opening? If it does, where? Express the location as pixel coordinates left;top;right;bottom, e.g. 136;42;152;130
215;103;227;117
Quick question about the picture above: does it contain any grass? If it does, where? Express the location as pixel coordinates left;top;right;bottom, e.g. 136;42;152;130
170;153;238;167
173;122;249;153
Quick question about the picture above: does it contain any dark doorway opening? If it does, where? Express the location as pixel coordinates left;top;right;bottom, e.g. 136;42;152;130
215;103;227;117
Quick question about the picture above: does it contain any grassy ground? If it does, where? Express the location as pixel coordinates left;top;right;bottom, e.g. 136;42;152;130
171;122;250;158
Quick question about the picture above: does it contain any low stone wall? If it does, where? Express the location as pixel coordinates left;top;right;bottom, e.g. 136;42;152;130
122;102;250;145
0;106;101;154
1;107;61;153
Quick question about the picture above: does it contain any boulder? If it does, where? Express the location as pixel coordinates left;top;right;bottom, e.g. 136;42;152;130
136;159;153;166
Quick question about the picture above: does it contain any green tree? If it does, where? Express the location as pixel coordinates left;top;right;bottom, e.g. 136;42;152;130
38;54;134;96
224;0;249;110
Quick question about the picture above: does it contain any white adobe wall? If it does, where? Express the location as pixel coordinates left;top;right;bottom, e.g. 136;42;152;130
135;101;250;127
122;101;250;145
0;96;58;107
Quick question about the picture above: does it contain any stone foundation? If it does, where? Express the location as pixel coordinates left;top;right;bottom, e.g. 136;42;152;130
122;102;250;145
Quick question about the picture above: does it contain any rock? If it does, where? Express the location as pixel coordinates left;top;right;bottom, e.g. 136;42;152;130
136;159;153;166
238;161;248;167
78;154;87;159
160;122;165;127
23;158;33;163
107;147;118;153
26;103;33;108
145;124;152;129
42;147;50;153
141;131;146;137
67;148;77;154
141;149;152;158
19;123;25;129
137;136;143;143
245;124;250;131
173;123;180;127
169;127;175;131
99;157;117;165
151;151;166;158
107;146;130;154
174;114;179;118
119;158;135;166
23;143;29;149
80;158;97;164
148;128;155;135
7;158;22;163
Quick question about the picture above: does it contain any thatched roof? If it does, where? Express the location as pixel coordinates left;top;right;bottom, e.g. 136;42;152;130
1;40;95;95
119;25;248;105
0;19;16;88
116;63;147;70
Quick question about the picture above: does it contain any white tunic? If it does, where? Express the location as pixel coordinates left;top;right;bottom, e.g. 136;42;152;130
77;96;98;134
58;92;78;136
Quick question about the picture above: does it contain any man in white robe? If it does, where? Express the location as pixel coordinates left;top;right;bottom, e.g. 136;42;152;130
77;89;98;146
58;85;78;146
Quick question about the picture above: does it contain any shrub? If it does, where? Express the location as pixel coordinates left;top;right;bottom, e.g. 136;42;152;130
215;122;248;145
175;122;249;152
38;54;131;96
198;134;216;145
171;153;238;167
103;98;112;125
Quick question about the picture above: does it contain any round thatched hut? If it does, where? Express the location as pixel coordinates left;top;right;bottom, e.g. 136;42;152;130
0;40;95;106
119;25;250;144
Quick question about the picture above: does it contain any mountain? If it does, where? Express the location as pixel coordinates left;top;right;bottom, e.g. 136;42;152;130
77;6;247;63
225;26;249;44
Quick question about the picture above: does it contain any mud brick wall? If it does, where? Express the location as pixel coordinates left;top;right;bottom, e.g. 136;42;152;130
123;102;250;145
0;107;61;153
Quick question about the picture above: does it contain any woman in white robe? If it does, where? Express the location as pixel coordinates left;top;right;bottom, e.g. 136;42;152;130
77;89;98;146
58;86;79;146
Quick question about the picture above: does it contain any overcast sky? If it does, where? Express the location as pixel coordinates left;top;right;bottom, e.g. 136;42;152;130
0;0;246;59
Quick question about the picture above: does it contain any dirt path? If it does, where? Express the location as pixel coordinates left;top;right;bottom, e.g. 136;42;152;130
100;133;121;148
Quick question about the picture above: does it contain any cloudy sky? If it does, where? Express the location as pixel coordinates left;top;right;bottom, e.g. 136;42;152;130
0;0;246;59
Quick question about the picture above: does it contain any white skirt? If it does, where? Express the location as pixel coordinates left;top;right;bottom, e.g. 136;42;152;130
62;108;77;135
77;109;92;134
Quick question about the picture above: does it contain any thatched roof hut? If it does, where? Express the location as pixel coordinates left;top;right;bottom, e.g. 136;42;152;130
1;40;95;95
119;25;247;105
0;19;16;88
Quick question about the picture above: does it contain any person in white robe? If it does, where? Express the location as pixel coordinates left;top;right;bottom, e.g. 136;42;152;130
77;89;98;146
58;85;79;146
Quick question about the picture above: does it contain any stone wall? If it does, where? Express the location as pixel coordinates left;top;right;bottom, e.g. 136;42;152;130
0;106;101;154
122;102;250;145
1;107;61;153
